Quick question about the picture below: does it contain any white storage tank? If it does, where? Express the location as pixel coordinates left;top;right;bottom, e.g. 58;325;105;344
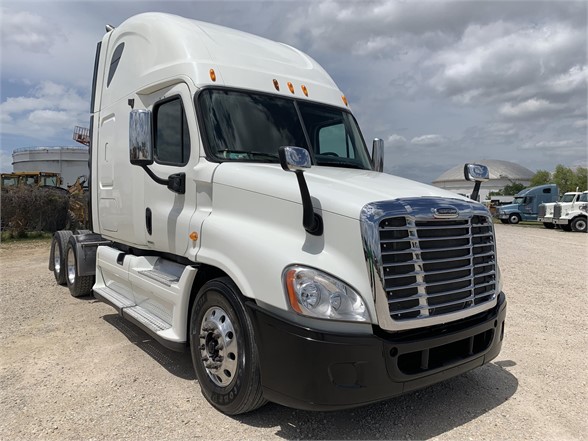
12;146;89;188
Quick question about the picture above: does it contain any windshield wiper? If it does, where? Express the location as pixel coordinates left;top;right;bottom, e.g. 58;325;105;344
218;150;278;162
315;159;367;170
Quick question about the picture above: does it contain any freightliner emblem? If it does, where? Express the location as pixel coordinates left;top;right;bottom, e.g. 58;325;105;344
433;206;459;219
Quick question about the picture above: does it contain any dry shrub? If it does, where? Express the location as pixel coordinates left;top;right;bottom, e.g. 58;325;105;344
1;186;69;235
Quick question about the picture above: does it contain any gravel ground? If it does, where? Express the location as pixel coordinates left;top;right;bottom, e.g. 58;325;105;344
0;224;586;440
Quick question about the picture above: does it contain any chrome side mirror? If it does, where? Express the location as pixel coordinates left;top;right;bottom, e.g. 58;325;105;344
372;138;384;172
278;146;311;171
129;109;153;165
464;163;489;182
278;146;322;236
464;163;489;202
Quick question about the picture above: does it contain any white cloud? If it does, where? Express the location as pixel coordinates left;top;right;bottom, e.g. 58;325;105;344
386;134;407;147
410;134;447;146
0;81;89;139
499;98;566;120
519;139;586;157
0;7;63;53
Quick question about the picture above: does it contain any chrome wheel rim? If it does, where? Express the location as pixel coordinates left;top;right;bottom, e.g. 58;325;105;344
199;306;238;387
575;219;586;232
67;248;76;285
54;245;61;273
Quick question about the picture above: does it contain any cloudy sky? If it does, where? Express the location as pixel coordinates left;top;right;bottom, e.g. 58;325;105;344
1;0;586;183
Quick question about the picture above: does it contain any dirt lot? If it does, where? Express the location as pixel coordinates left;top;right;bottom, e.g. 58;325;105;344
1;224;586;440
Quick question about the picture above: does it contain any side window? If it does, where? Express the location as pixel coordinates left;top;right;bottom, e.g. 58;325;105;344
318;124;355;158
107;43;124;88
542;188;551;193
154;97;190;166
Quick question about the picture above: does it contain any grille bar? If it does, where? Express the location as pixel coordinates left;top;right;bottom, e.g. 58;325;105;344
388;292;495;315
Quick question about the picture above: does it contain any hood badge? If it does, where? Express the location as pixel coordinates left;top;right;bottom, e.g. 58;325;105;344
433;206;459;219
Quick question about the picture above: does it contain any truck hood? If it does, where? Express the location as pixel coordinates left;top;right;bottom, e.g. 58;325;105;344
213;163;472;220
497;203;520;212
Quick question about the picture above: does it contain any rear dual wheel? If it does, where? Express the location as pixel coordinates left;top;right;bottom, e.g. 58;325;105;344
50;230;73;285
65;237;94;297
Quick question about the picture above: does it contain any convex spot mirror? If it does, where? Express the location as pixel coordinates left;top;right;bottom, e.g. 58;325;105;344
464;163;489;182
129;109;153;165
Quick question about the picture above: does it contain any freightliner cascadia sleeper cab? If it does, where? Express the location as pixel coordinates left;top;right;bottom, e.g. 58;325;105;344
49;13;506;415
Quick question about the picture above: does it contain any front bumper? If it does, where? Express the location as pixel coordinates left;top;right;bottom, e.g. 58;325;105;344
247;292;506;411
553;218;569;225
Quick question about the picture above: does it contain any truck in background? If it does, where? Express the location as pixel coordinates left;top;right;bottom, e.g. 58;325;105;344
0;171;62;189
537;191;582;229
497;184;558;224
552;191;587;232
48;13;506;415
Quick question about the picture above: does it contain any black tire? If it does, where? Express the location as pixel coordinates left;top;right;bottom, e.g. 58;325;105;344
561;224;572;232
65;238;94;297
543;222;556;229
500;219;509;224
508;214;521;224
571;217;587;233
50;230;73;285
190;277;266;415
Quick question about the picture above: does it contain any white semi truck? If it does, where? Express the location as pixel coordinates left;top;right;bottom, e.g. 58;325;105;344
48;13;506;415
538;191;582;229
552;191;588;232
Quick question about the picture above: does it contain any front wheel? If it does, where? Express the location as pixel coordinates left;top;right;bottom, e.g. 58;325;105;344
571;217;587;233
508;214;521;224
190;278;266;415
65;238;94;297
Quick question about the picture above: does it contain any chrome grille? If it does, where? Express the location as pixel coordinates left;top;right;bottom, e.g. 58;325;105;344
538;204;546;218
553;204;562;219
380;215;495;320
361;197;499;331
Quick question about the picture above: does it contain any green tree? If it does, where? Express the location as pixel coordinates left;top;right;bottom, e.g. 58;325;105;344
552;165;576;193
502;182;526;195
530;169;551;187
571;167;587;192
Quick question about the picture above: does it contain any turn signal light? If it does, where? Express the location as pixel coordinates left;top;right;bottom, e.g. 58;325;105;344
342;95;348;106
209;69;216;82
287;82;295;94
301;85;308;96
273;79;280;91
189;231;199;241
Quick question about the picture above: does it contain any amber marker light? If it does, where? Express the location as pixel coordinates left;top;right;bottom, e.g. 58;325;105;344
301;85;308;96
287;82;295;94
273;79;280;91
209;69;216;82
342;95;349;106
285;269;302;313
189;231;199;241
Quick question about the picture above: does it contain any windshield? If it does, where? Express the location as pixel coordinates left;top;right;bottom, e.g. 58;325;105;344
580;193;588;202
561;194;577;202
198;89;372;170
513;197;526;205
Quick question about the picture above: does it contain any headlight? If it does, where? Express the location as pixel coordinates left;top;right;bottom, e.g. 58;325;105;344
283;266;370;322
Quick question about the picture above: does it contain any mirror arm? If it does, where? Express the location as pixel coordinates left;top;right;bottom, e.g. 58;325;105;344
141;165;168;185
471;181;481;202
141;165;185;195
294;171;323;236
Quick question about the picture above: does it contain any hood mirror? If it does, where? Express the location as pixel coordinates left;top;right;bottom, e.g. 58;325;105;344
464;163;489;202
372;138;384;172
